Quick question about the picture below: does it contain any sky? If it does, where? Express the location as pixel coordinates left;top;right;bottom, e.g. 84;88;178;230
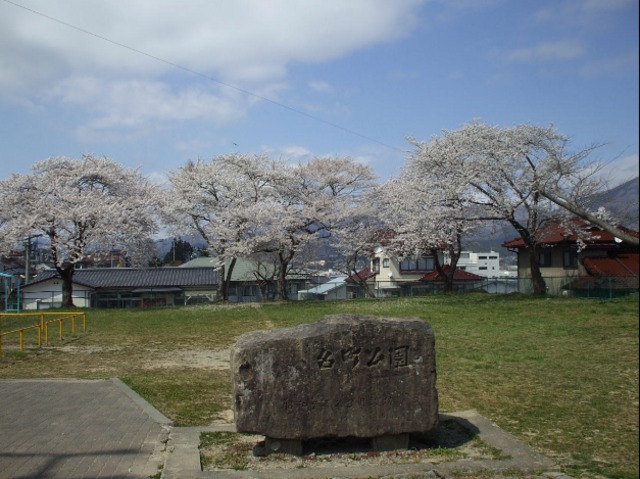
1;0;638;187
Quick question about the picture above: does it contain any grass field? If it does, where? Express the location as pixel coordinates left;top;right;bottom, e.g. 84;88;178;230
0;295;638;479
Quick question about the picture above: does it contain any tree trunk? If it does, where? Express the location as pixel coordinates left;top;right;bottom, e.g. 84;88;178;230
217;257;238;301
276;263;288;300
56;264;76;308
528;247;547;295
219;264;228;301
432;251;453;293
345;255;376;298
352;273;376;298
433;237;462;293
276;250;295;301
508;217;547;295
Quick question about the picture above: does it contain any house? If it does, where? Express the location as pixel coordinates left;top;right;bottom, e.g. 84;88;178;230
502;220;639;296
21;267;219;309
415;265;486;293
180;256;320;302
348;247;486;297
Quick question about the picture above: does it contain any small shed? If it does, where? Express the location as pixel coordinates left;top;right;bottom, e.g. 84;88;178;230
298;276;349;300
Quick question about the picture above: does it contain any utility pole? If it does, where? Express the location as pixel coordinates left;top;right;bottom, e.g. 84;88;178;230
24;236;31;284
23;234;43;284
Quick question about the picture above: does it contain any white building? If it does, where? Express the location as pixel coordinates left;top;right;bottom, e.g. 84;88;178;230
445;251;501;278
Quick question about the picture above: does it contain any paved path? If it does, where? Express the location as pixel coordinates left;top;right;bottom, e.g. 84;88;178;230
0;378;171;479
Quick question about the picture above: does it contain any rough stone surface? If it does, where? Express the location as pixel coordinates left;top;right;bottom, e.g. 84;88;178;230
231;314;438;440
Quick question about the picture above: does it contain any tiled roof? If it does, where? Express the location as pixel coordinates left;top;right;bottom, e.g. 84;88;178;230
503;220;639;248
419;265;484;282
345;267;376;283
25;267;219;289
582;253;639;278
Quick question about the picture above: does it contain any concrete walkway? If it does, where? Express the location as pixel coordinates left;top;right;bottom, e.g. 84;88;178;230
0;378;171;479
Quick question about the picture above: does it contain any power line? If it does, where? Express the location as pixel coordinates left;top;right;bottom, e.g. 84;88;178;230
3;0;404;153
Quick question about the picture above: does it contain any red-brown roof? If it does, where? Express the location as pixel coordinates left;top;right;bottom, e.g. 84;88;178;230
419;265;484;282
503;219;639;248
345;267;377;283
582;253;639;277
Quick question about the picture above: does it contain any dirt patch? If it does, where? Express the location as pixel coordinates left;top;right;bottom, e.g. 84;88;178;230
57;344;231;370
143;349;230;370
59;345;124;354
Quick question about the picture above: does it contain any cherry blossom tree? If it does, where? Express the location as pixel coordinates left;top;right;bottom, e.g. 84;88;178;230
165;153;277;301
256;156;377;300
406;121;600;294
0;155;159;306
533;146;640;247
329;210;382;297
376;169;480;293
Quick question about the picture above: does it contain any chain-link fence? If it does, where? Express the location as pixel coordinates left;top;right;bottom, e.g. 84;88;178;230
341;276;638;300
18;274;638;309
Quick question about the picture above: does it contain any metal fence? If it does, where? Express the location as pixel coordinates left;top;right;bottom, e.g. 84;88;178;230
13;275;638;310
344;276;639;300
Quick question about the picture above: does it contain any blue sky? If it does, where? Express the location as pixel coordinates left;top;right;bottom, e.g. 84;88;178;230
1;0;638;186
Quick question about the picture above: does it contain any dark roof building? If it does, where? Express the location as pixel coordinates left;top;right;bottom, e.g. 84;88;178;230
28;268;219;289
22;267;219;309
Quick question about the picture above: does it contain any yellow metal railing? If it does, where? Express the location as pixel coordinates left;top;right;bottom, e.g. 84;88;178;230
0;312;87;357
0;325;42;357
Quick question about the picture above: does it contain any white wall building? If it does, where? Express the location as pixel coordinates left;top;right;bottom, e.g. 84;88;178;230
445;251;501;278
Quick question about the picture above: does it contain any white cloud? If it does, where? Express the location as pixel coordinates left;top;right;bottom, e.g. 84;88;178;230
505;40;585;63
0;0;424;135
1;1;423;89
174;138;213;154
308;81;334;94
51;77;248;133
261;145;313;163
579;53;638;78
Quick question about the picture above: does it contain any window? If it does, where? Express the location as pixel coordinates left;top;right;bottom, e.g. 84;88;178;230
479;266;488;270
538;251;553;267
372;257;380;273
478;255;487;260
489;256;498;260
243;285;258;297
563;250;578;268
399;257;434;272
382;258;389;268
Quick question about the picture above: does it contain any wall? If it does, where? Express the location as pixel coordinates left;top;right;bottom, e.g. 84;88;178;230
22;279;93;310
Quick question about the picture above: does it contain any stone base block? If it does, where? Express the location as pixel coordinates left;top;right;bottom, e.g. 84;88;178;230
253;437;304;457
371;433;410;452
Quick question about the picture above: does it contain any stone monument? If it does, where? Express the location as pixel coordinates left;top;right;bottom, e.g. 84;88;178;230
231;314;438;455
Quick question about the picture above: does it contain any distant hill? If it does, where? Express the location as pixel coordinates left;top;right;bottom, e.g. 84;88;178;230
587;177;639;228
